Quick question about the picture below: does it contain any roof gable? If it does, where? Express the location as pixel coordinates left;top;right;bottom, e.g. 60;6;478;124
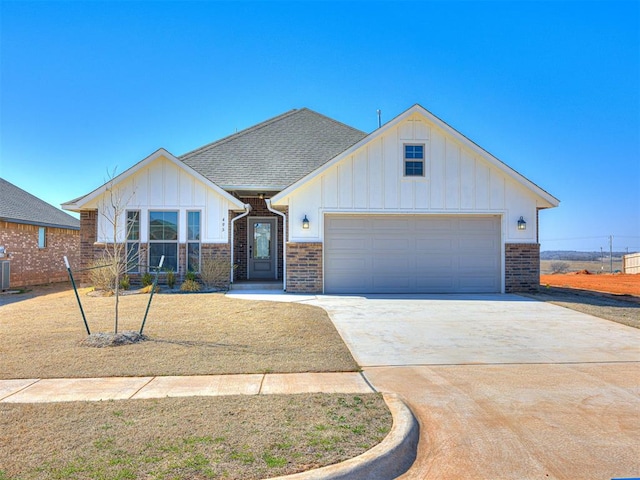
0;178;80;229
63;149;246;211
271;104;560;208
179;108;367;190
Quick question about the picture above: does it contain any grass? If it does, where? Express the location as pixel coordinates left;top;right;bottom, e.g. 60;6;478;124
0;284;358;379
0;285;391;479
0;394;391;480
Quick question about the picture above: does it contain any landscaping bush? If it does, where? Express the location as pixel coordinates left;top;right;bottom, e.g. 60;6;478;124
89;258;116;292
141;272;153;287
119;274;130;290
165;269;176;289
185;271;197;282
199;257;232;290
180;279;201;292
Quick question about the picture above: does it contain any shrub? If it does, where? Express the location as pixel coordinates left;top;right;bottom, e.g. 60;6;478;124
180;279;201;292
89;258;117;292
119;274;130;290
199;257;233;290
141;272;153;287
185;271;197;282
165;269;176;289
550;261;570;274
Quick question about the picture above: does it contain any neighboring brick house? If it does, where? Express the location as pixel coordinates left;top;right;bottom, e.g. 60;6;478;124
63;105;559;294
0;178;80;288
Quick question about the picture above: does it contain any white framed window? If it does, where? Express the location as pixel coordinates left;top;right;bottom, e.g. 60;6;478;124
187;211;201;273
126;210;140;273
38;227;46;248
149;211;178;272
404;144;425;177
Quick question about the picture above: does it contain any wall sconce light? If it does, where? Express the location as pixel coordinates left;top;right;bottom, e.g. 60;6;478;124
302;215;310;229
517;216;527;230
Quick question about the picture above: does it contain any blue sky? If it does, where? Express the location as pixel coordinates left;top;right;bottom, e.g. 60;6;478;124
1;0;638;252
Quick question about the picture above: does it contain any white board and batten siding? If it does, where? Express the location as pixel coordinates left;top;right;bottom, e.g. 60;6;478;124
88;155;233;244
284;113;542;242
272;111;553;294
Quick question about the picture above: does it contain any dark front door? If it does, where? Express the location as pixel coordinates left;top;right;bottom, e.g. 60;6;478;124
248;218;277;279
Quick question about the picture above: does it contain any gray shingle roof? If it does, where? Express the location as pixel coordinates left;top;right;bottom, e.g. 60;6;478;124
179;108;368;190
0;178;80;229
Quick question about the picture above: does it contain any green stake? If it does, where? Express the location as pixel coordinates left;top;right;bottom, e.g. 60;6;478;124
140;255;164;335
64;256;90;336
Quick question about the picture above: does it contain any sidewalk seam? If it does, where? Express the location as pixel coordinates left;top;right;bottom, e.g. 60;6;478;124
258;373;266;394
129;377;156;399
359;371;378;393
0;379;41;402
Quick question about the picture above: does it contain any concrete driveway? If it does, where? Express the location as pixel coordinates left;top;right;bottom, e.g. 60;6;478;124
309;294;640;480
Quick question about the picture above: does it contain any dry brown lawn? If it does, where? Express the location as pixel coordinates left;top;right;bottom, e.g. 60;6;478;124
0;393;391;480
0;285;392;480
0;284;358;379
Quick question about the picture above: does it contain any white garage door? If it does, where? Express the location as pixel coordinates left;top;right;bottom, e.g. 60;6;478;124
324;215;501;294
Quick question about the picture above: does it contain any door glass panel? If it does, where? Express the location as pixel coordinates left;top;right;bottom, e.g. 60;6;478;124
253;222;271;259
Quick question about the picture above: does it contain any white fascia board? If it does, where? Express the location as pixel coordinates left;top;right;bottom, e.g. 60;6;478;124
271;104;560;209
62;148;245;212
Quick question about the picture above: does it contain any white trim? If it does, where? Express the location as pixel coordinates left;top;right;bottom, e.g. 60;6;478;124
265;199;287;290
62;148;246;212
230;204;252;284
271;104;559;208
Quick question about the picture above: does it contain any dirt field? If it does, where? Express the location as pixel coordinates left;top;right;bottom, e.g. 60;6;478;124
540;273;640;296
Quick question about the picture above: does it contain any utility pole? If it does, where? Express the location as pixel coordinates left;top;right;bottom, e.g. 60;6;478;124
609;235;613;273
600;247;604;271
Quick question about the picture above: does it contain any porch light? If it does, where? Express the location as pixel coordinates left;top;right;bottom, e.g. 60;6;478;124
517;216;527;230
302;215;310;229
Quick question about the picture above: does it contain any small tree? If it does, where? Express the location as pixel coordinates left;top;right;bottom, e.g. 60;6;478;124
550;261;570;274
97;170;137;334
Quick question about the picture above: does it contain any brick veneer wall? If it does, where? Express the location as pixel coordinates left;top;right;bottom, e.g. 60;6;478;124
79;210;102;284
1;220;79;288
233;197;286;281
505;243;540;292
286;242;323;293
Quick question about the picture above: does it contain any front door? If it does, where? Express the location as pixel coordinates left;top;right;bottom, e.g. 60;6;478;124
248;218;277;279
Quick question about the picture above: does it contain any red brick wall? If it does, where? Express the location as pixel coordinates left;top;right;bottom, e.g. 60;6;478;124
505;243;540;292
286;242;323;293
0;220;79;288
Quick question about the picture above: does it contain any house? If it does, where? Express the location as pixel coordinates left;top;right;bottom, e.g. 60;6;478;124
0;178;80;288
62;104;559;294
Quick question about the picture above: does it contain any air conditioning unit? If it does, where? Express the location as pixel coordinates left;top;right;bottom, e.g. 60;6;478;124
1;261;9;290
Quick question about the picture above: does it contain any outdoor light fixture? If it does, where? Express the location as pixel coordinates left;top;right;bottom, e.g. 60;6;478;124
517;216;527;230
302;215;310;229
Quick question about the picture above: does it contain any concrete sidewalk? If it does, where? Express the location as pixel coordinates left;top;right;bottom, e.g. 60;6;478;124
0;372;374;403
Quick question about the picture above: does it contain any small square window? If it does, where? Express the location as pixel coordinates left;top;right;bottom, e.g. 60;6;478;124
38;227;46;248
404;144;425;177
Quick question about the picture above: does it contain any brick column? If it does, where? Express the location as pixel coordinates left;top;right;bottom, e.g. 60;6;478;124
505;243;540;292
286;242;322;293
79;210;101;284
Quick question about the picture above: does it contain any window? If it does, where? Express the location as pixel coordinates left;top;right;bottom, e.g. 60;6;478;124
404;144;425;177
187;211;201;273
38;227;46;248
126;211;140;273
149;211;178;272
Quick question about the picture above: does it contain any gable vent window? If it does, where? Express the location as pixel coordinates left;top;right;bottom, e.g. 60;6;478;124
404;144;425;177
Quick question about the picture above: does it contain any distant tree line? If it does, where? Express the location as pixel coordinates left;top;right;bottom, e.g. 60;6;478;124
541;250;627;261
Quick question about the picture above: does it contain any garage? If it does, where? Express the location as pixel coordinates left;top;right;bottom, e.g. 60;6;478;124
324;214;501;294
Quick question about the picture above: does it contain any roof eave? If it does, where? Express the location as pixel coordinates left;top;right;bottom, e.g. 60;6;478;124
272;104;560;208
0;217;80;230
